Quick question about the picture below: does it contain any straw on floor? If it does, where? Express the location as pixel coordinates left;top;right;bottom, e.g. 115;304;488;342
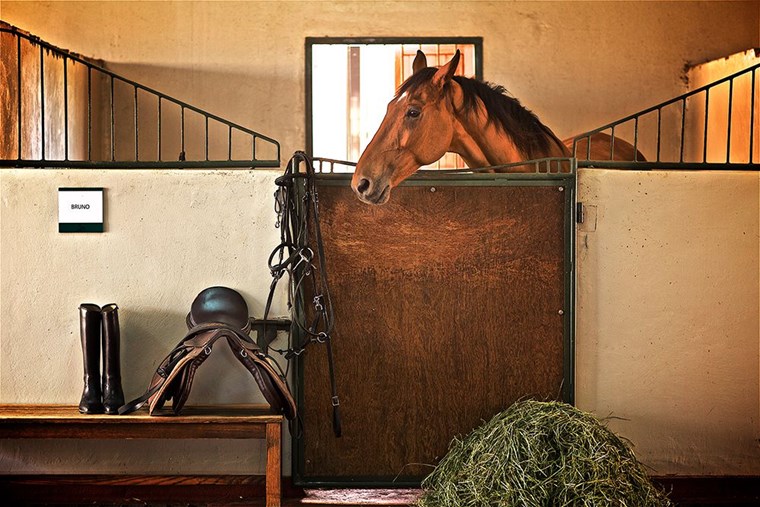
416;400;671;507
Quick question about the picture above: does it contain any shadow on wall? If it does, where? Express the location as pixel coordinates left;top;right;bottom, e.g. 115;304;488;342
0;27;293;165
103;62;295;164
119;307;186;400
120;305;276;406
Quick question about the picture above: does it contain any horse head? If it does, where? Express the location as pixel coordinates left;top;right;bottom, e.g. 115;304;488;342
350;49;639;205
352;50;463;205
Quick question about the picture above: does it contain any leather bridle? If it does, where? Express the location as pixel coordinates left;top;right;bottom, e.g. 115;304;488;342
262;151;341;438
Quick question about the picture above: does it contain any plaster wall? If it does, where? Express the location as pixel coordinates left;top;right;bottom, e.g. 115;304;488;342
575;168;760;475
1;0;760;478
2;1;758;159
0;169;289;473
574;43;760;477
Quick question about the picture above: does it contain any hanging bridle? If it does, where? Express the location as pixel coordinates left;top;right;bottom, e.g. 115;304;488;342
260;151;341;437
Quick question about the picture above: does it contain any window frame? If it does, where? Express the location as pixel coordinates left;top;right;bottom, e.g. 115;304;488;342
305;36;484;158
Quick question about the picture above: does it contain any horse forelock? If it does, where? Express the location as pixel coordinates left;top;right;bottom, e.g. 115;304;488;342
395;69;565;159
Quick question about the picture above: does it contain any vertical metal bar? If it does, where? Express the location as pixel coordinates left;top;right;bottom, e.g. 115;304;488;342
633;117;639;162
204;116;209;161
702;89;709;163
134;85;139;161
251;134;256;162
40;44;45;160
157;97;162;161
609;126;615;160
63;56;69;161
679;97;686;163
87;68;92;161
656;108;662;162
181;106;185;158
751;69;756;164
726;78;733;163
17;35;22;160
585;135;590;160
228;125;232;160
110;76;115;161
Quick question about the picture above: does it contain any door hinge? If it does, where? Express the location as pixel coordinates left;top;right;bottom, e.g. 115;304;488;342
576;202;584;224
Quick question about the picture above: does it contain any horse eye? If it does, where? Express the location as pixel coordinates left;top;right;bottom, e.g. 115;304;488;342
406;108;421;119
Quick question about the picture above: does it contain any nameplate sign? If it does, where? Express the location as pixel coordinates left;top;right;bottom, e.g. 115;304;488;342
58;187;104;233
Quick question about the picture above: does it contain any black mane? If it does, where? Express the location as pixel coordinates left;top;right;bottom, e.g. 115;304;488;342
396;68;565;158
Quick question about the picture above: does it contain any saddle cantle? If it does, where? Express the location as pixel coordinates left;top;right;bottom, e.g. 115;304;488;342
119;286;297;419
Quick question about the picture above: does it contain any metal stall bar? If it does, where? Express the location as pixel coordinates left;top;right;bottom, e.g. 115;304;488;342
16;35;22;160
134;85;139;161
572;61;760;169
703;88;710;163
39;44;45;161
311;157;576;176
752;69;756;164
64;55;69;161
1;25;280;169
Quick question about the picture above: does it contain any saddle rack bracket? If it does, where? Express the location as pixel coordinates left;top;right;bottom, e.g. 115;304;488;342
251;318;292;352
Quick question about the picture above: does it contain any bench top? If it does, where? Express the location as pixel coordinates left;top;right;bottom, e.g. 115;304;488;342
0;404;283;438
0;404;282;422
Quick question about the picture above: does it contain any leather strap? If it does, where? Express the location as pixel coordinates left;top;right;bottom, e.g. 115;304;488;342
266;152;341;437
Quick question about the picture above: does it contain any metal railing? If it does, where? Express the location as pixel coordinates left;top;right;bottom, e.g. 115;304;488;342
572;62;759;170
0;25;280;168
311;157;576;176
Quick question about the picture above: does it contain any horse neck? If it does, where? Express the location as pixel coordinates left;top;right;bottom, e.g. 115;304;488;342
450;115;523;167
448;93;567;168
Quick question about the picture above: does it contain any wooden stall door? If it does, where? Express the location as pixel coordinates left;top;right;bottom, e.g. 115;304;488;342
298;180;569;484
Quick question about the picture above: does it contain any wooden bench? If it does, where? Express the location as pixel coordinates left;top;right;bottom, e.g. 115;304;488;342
0;404;283;507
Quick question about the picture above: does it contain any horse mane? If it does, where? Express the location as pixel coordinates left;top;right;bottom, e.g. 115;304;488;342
396;68;566;159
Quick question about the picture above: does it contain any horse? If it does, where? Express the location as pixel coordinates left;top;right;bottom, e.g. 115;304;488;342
352;50;644;205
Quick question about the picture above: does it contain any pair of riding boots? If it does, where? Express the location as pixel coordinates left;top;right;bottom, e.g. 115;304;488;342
78;303;124;415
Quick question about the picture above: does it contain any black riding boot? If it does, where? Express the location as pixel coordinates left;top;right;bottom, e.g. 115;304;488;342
101;304;125;415
78;304;104;414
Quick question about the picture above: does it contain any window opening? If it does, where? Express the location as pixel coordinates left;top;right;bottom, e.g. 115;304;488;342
307;38;482;170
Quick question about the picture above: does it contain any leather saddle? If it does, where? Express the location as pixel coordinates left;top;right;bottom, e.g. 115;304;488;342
119;286;297;419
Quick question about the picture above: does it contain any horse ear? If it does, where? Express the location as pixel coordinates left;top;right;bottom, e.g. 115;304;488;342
431;49;460;90
412;50;427;74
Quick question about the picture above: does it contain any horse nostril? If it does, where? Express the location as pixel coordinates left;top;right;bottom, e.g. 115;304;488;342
357;178;371;194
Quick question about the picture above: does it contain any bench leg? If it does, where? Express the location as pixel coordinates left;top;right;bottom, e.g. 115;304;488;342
265;421;282;507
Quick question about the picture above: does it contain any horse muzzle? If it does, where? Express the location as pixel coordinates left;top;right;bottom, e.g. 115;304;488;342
351;175;392;205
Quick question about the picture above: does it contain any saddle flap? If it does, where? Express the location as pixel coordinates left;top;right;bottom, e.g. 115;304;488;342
225;333;297;420
121;287;297;420
148;329;220;415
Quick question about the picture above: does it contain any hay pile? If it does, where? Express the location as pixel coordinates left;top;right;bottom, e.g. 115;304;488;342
416;400;671;507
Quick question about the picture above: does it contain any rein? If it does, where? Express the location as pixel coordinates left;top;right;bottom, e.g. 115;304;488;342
262;151;341;437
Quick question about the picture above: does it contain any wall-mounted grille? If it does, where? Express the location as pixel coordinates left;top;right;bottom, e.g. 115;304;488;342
572;61;759;170
0;24;280;169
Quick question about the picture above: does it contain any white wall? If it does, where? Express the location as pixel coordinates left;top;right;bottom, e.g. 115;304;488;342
576;168;760;475
0;169;291;473
1;0;760;477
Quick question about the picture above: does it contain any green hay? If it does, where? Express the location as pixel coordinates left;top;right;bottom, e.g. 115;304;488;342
416;400;671;507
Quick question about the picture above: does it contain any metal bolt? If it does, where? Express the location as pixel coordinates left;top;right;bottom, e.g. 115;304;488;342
558;309;564;315
430;187;437;192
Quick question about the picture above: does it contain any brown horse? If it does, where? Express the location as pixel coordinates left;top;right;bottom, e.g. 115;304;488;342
352;50;643;204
